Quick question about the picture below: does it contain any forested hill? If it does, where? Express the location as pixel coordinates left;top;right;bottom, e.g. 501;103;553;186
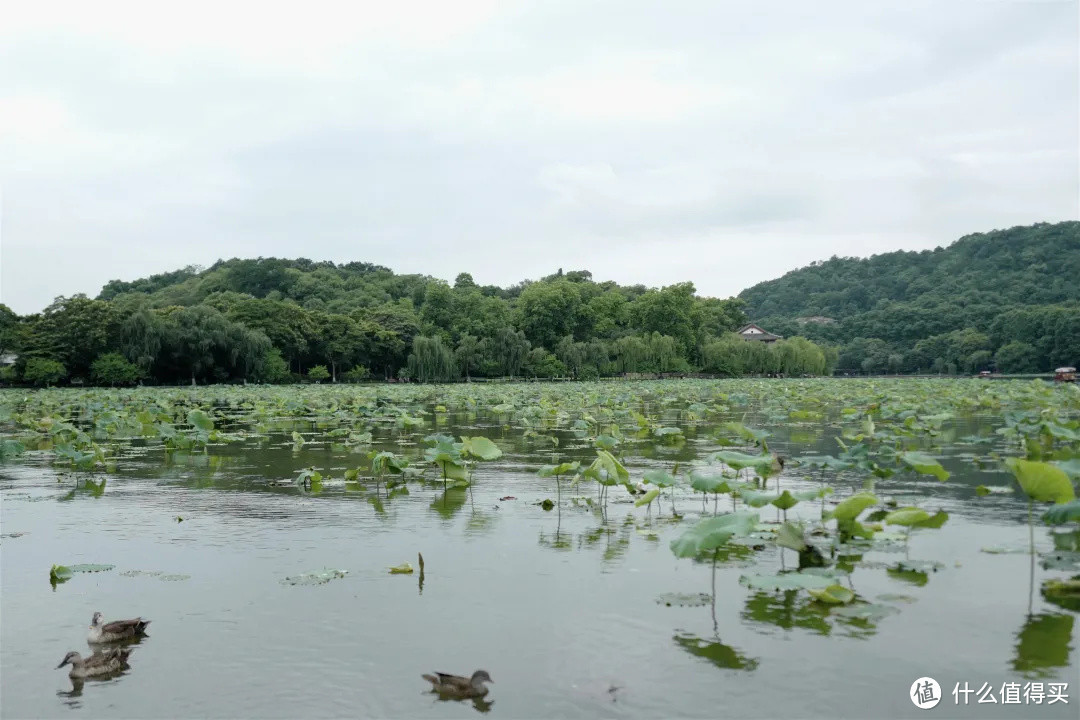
739;221;1080;374
0;261;838;386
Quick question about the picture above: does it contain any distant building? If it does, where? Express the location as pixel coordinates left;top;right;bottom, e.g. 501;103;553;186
1055;367;1076;383
0;353;16;366
737;324;783;343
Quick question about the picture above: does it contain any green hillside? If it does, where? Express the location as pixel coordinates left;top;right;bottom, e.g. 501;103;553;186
739;221;1080;373
1;260;838;386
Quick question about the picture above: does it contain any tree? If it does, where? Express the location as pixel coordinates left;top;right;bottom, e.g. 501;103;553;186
253;348;290;383
317;313;366;382
307;365;330;382
341;365;371;382
455;334;481;380
630;283;697;355
491;327;530;377
994;341;1039;374
515;280;582;349
0;303;19;358
407;335;457;383
91;353;142;386
523;348;566;378
23;358;67;386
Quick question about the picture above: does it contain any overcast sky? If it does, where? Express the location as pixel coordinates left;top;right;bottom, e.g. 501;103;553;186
1;0;1077;315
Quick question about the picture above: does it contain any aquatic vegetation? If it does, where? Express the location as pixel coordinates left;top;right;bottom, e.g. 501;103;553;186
50;563;115;587
2;376;1078;679
281;569;348;586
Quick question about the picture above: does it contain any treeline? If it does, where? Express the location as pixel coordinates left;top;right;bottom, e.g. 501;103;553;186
739;222;1080;374
0;264;835;386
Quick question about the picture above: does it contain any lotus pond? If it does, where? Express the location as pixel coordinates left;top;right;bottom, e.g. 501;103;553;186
1;379;1078;719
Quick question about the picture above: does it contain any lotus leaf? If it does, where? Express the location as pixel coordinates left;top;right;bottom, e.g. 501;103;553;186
670;512;758;558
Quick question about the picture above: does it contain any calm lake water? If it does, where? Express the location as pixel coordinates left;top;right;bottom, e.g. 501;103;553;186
1;382;1076;719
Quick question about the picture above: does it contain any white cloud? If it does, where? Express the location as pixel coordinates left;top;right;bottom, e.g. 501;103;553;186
0;0;1076;313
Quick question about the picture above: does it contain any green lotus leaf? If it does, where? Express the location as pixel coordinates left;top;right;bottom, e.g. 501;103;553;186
635;488;661;507
808;584;855;604
771;490;799;511
670;512;759;558
899;451;949;482
1006;459;1076;504
1044;500;1080;525
827;492;879;522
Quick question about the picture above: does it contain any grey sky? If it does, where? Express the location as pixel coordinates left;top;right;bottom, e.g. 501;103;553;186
1;0;1076;315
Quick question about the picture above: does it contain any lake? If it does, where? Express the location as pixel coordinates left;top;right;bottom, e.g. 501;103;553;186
1;379;1077;719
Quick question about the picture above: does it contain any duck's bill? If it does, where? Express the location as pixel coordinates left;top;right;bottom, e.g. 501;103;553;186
56;660;68;668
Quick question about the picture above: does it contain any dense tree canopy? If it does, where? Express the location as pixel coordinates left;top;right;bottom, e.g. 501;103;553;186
3;259;798;385
740;222;1079;373
18;220;1072;384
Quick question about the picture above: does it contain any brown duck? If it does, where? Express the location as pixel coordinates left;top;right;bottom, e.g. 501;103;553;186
422;670;493;699
87;611;151;643
56;648;130;679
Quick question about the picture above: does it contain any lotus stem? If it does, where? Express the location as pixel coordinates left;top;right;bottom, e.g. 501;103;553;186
1028;498;1035;615
711;548;719;634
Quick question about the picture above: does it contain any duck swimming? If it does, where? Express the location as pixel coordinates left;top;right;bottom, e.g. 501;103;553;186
422;670;493;699
56;648;130;679
87;611;151;643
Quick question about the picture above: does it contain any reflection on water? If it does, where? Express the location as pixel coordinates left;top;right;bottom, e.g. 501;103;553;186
742;590;831;636
4;386;1080;719
431;488;468;519
1012;613;1074;678
672;631;759;671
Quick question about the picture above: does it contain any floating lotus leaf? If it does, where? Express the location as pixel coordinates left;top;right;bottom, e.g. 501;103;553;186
388;563;414;574
656;592;712;607
808;584;855;604
282;569;348;586
975;485;1014;496
739;572;835;591
831;603;900;620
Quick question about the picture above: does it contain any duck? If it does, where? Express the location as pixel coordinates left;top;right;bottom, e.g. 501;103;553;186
56;648;130;679
87;611;151;643
422;670;493;699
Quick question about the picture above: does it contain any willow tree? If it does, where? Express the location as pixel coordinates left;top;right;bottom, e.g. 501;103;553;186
407;335;457;383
